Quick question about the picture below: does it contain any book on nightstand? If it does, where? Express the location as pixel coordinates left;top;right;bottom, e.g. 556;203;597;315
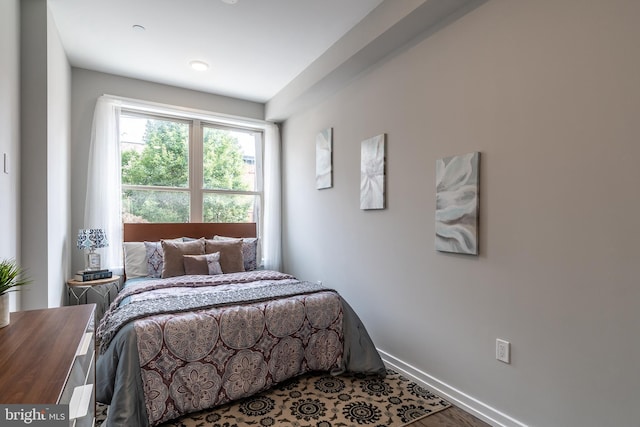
74;269;112;282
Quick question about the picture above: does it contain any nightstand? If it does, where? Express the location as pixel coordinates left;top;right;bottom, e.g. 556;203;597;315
67;275;120;323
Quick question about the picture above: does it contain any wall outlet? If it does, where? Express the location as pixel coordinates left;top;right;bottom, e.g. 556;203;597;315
496;339;510;364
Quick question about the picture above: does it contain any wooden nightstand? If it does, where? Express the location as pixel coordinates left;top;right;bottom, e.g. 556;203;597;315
67;275;120;323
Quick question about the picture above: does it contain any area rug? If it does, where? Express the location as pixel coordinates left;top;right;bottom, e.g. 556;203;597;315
97;369;450;427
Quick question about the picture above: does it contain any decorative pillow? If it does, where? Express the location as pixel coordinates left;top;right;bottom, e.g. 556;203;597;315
204;239;245;273
143;238;182;278
123;242;147;279
183;252;223;276
161;238;206;278
144;241;164;278
213;235;258;271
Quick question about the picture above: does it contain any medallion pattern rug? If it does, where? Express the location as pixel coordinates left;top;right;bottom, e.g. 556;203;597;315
97;369;450;427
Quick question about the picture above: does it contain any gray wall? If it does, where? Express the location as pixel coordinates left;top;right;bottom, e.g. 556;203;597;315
20;0;48;309
0;0;21;311
47;7;72;307
70;69;265;272
20;0;72;309
280;1;640;426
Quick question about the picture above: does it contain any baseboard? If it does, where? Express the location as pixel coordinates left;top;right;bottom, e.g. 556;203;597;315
378;349;528;427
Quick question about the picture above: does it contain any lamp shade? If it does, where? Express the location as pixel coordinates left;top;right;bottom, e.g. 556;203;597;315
76;229;109;250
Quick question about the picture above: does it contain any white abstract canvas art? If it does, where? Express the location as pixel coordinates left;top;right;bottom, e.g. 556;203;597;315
435;151;480;255
316;128;332;189
360;134;385;210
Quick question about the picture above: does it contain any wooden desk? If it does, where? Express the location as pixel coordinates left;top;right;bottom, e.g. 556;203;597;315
0;305;95;425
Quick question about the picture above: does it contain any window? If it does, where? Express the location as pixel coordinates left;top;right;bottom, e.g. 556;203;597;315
85;95;280;272
119;111;263;226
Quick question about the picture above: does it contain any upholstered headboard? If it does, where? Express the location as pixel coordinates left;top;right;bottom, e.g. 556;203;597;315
123;223;257;242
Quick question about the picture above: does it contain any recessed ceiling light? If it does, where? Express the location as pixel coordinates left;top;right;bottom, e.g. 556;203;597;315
132;24;146;32
189;60;209;71
221;0;238;4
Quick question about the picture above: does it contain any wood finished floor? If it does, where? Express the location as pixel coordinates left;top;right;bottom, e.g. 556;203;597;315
408;405;491;427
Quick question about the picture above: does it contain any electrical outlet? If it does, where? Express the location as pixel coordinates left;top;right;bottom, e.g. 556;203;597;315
496;339;510;364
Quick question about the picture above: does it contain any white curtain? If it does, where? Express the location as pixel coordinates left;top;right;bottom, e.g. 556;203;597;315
262;123;282;271
84;96;122;272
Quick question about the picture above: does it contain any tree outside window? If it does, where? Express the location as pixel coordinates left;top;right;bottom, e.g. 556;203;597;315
120;113;259;224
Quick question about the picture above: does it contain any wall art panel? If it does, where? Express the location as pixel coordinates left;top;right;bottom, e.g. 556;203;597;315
435;151;480;255
360;134;386;210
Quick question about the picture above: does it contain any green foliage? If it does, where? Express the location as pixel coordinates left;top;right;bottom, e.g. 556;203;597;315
0;259;31;295
122;120;189;187
203;194;253;223
121;120;252;223
203;128;248;191
122;190;190;223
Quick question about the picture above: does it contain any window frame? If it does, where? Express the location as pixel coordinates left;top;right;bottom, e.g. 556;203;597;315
119;108;264;230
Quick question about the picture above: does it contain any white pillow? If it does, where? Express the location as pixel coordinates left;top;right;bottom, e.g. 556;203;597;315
123;242;147;278
124;238;188;279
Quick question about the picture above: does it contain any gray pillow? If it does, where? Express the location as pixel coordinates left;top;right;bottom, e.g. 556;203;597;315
161;238;205;278
183;252;223;276
213;235;258;271
204;239;244;273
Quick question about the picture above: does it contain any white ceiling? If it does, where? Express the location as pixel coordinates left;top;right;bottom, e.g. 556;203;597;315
48;0;384;103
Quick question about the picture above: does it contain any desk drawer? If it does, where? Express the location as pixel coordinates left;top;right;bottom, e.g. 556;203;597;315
69;384;95;427
59;328;95;425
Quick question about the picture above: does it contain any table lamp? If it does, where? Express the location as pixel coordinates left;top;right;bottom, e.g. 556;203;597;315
77;228;109;271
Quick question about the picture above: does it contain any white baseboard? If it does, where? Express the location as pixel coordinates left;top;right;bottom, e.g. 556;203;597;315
378;349;528;427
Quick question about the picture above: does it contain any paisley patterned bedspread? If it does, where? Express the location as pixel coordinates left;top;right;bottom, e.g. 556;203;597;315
96;271;385;427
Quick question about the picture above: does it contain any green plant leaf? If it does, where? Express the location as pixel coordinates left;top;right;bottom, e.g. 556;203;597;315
0;259;31;295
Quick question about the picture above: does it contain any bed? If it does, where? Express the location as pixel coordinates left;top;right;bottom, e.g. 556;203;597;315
96;223;385;427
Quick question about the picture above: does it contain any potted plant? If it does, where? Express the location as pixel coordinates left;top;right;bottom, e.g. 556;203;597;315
0;259;31;328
